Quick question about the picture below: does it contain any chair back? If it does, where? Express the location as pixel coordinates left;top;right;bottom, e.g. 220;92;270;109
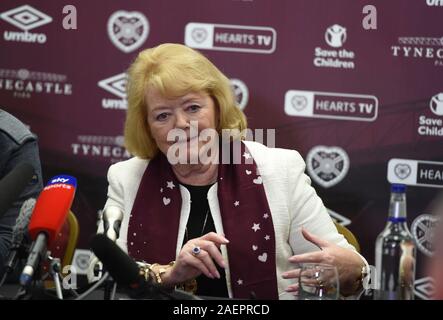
42;210;79;285
334;222;360;253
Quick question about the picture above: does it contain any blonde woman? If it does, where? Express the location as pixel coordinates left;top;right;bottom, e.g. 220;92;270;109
102;43;368;299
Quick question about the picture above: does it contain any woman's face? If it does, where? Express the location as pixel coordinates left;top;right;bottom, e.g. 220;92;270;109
146;87;219;163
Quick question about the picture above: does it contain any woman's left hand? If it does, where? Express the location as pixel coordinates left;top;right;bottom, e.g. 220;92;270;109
282;228;365;296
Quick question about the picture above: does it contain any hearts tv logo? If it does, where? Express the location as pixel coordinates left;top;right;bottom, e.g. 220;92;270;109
191;28;208;43
107;11;149;53
291;95;308;111
306;146;349;188
394;163;411;180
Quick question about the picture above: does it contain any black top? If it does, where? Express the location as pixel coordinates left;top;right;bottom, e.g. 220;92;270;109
181;183;229;298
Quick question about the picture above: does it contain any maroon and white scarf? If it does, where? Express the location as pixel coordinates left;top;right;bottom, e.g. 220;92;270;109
127;142;278;299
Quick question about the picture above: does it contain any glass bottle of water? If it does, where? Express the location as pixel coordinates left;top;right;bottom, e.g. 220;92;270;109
375;184;416;300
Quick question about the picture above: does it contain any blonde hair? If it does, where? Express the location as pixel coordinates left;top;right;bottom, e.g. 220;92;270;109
124;43;248;159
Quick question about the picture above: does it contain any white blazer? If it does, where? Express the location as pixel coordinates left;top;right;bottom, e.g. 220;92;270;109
102;140;367;299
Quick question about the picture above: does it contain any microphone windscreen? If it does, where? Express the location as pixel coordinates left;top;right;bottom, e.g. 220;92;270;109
90;234;140;286
0;162;34;218
12;198;36;246
28;175;76;244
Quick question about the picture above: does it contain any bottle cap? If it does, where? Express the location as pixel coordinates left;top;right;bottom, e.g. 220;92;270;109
391;183;406;193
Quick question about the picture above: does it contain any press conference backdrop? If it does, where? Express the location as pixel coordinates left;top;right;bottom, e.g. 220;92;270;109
0;0;441;299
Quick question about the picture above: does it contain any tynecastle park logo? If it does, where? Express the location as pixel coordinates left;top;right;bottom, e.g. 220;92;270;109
0;5;53;43
0;68;73;99
391;36;443;67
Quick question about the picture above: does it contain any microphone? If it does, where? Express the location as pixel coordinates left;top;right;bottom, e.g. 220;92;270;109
3;198;36;275
87;206;123;283
91;234;141;288
0;162;34;218
90;234;200;300
103;206;123;242
19;175;77;286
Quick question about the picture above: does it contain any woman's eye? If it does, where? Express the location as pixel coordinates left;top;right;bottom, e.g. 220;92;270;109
187;104;201;112
156;113;169;121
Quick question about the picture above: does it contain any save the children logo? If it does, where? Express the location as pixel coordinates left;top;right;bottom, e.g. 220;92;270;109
430;92;443;116
107;10;149;53
325;24;347;48
417;93;443;137
314;24;356;69
0;4;53;43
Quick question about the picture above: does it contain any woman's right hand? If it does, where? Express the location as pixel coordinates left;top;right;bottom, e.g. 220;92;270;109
161;232;229;287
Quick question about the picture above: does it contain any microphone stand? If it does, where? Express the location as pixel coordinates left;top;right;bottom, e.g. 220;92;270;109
103;275;116;300
14;252;63;300
47;255;63;299
0;241;31;287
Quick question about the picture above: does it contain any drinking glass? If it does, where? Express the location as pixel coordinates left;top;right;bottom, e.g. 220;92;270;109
298;263;340;300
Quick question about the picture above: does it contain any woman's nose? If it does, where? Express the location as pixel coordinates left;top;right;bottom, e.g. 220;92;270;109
174;110;190;129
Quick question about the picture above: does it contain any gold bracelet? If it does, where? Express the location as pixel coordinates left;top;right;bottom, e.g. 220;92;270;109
176;278;198;294
145;261;175;285
158;261;175;284
137;263;161;284
149;263;162;284
138;263;153;282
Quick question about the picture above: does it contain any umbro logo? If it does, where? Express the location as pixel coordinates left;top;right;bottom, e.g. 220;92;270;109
98;73;128;110
98;73;127;99
1;5;52;43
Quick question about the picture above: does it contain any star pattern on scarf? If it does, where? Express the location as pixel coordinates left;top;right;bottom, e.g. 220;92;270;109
166;181;175;189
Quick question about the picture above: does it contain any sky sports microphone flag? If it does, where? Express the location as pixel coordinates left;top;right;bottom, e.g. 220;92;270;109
20;175;77;286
